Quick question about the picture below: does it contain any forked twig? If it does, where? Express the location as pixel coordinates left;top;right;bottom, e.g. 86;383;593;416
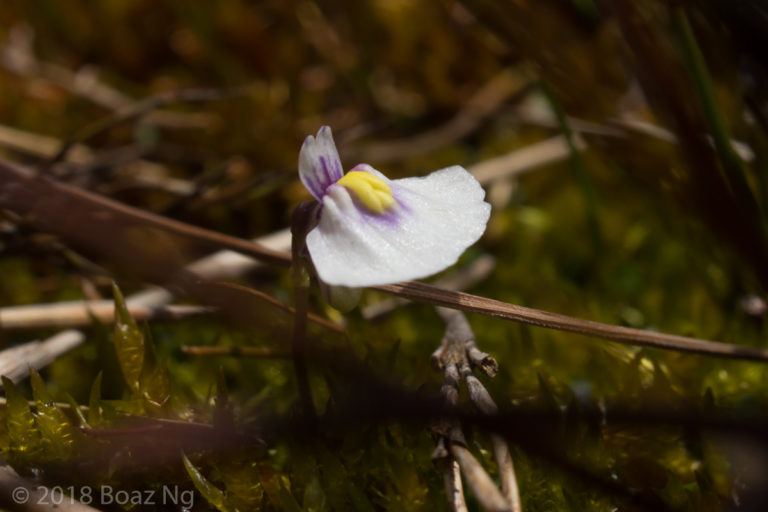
432;307;521;512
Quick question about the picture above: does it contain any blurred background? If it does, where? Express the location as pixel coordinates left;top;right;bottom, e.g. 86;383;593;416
1;0;768;510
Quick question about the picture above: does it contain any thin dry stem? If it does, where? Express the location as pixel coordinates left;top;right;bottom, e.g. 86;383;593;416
363;254;496;320
450;444;511;512
0;303;213;330
0;331;84;384
376;280;768;362
465;373;521;511
433;308;518;512
444;459;469;512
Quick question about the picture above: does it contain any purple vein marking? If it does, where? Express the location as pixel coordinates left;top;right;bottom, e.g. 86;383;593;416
318;156;332;186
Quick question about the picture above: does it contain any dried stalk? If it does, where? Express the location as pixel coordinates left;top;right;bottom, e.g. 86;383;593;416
377;280;768;362
442;454;468;512
0;303;212;330
433;307;520;512
450;444;511;512
362;255;496;320
0;331;84;384
464;372;520;510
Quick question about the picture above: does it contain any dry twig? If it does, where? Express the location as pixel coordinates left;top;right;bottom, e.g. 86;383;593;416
0;303;213;331
432;307;521;512
362;254;496;320
0;330;84;384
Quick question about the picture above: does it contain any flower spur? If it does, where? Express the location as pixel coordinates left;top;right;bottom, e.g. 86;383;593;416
299;126;491;288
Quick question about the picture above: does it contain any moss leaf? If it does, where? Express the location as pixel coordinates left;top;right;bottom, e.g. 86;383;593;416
29;368;75;459
88;372;103;427
2;376;40;456
182;453;234;512
64;393;88;428
112;282;145;393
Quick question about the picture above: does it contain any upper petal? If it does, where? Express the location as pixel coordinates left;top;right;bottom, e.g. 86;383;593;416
299;126;345;200
306;165;491;287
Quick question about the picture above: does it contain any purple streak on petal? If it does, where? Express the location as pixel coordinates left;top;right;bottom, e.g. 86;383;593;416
318;156;333;186
299;126;345;201
333;158;343;179
305;176;325;199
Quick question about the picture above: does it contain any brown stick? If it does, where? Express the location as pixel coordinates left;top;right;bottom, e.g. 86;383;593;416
0;303;213;330
435;307;520;512
450;444;511;512
0;331;84;384
376;281;768;362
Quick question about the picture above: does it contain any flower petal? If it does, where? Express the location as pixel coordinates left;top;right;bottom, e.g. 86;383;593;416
299;126;345;200
306;165;491;287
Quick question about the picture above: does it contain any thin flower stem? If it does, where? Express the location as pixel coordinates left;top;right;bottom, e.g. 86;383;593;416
291;203;318;425
291;278;315;422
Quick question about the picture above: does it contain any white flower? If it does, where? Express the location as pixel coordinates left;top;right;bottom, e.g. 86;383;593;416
299;126;491;288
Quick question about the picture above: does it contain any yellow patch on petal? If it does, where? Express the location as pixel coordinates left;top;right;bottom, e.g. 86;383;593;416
337;171;396;214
